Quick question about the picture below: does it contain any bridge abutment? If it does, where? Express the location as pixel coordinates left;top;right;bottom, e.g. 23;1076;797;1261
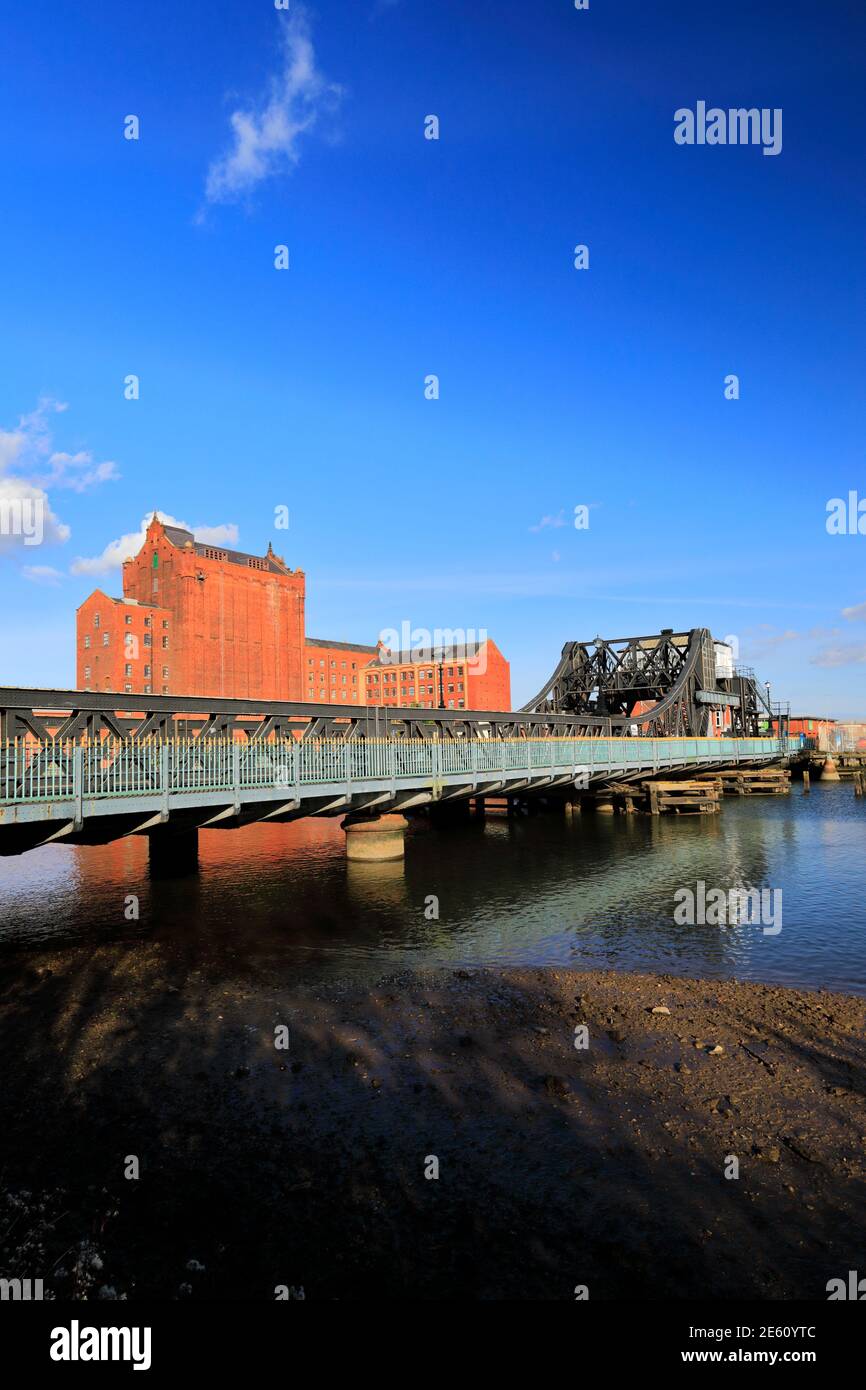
342;812;408;862
148;826;200;877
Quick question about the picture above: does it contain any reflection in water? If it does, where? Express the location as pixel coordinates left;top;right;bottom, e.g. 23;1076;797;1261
0;785;864;993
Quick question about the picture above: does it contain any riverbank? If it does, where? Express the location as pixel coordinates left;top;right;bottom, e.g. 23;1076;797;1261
1;947;864;1299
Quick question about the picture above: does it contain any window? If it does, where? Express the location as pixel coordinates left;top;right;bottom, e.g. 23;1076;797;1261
144;665;151;677
144;616;151;628
124;683;132;693
124;664;132;676
330;660;336;668
308;658;313;665
93;613;100;628
84;635;91;649
152;578;158;594
162;666;169;678
144;633;152;647
341;661;346;669
341;675;347;684
144;685;152;694
102;632;110;646
162;685;169;694
125;614;132;625
84;665;91;679
162;619;169;629
162;636;169;649
152;552;159;569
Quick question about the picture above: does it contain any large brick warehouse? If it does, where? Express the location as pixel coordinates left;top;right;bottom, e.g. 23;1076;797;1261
76;514;511;711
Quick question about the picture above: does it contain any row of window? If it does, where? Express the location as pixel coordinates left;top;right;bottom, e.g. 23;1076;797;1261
85;666;170;681
307;689;360;701
374;698;466;709
92;613;169;630
83;634;169;649
308;658;359;669
83;684;170;694
368;666;465;683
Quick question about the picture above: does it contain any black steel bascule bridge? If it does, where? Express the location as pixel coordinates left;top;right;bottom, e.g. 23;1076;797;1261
0;628;793;861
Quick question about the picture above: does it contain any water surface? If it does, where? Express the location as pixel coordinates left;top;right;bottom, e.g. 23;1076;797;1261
0;784;863;993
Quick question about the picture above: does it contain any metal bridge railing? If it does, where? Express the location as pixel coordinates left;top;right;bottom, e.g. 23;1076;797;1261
0;735;798;808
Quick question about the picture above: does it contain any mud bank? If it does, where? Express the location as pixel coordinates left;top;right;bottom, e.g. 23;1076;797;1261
1;947;864;1300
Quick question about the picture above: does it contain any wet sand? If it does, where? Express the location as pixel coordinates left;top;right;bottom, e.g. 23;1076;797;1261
1;945;865;1300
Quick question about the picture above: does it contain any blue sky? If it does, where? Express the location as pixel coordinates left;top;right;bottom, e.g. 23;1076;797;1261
0;0;864;714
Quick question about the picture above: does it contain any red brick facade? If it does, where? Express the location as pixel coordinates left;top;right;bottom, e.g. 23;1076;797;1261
304;639;378;705
363;638;511;711
76;514;511;710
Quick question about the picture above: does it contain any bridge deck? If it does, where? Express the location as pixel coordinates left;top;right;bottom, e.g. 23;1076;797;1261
0;736;796;855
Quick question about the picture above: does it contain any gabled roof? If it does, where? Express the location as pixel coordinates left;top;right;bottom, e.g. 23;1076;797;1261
306;638;378;655
370;641;482;667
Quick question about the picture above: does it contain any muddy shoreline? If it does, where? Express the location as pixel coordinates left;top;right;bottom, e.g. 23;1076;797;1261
1;945;864;1300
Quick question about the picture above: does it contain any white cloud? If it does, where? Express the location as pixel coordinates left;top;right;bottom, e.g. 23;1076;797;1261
0;397;119;494
812;643;866;669
21;564;64;586
194;522;240;547
71;511;239;577
842;600;866;623
204;7;343;206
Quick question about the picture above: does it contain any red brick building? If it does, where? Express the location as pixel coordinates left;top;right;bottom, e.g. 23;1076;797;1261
363;638;511;711
77;515;306;699
77;591;174;696
76;514;512;711
304;638;378;705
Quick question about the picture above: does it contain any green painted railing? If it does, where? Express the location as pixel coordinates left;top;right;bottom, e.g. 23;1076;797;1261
0;736;797;808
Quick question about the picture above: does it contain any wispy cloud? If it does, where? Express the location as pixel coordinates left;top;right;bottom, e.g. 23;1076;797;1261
21;564;64;586
203;7;343;208
0;398;119;557
529;511;567;534
0;397;119;494
71;511;239;577
811;643;866;668
842;600;866;622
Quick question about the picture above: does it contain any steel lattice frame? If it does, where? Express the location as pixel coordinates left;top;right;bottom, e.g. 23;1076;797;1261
0;631;784;744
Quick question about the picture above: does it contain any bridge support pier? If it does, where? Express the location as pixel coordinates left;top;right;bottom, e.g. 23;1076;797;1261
342;812;407;862
148;826;199;877
821;757;841;782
